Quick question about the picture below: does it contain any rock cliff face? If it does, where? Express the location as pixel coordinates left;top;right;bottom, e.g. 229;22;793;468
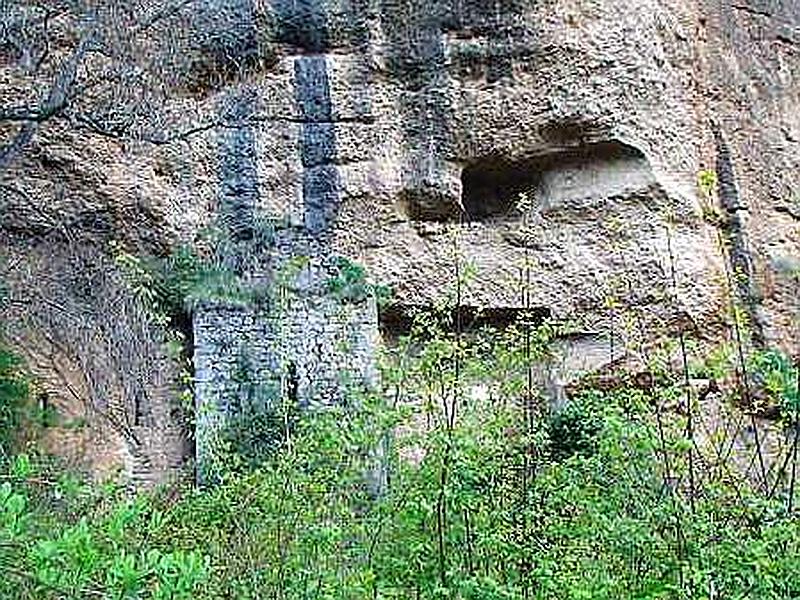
1;0;798;483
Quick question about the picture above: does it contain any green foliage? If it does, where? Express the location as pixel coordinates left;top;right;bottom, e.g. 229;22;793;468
697;169;718;198
219;409;292;471
693;341;736;380
327;256;369;301
696;169;726;226
327;256;392;305
112;242;255;323
0;458;208;599
0;346;29;460
749;348;799;414
547;397;603;459
2;367;800;598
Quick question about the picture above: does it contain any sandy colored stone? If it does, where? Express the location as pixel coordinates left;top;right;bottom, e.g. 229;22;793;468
1;0;798;482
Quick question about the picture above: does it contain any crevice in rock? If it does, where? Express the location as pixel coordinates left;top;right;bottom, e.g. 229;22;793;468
712;124;767;347
731;4;773;19
380;303;551;339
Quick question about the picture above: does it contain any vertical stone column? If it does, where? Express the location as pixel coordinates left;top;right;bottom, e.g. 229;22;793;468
296;55;341;234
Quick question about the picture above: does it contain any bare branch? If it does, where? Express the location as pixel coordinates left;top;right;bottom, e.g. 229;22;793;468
0;0;200;171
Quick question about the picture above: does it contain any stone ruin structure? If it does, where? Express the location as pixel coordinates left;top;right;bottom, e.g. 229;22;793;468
1;0;798;484
192;52;380;480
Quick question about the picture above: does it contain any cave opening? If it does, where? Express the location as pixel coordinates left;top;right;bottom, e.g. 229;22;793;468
461;157;540;221
460;141;649;222
379;303;551;339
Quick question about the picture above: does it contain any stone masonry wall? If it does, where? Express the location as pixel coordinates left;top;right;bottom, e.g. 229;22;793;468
193;275;378;482
192;2;380;482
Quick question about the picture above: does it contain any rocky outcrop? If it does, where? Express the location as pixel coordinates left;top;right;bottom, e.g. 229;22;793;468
700;0;800;349
1;0;798;483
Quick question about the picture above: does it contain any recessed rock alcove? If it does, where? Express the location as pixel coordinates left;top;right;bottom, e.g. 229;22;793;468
379;303;551;338
461;141;652;221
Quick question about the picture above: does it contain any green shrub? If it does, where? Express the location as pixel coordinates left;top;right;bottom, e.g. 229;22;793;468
749;348;799;414
326;256;373;303
327;256;392;305
1;281;798;598
1;377;799;599
113;242;254;322
0;462;208;599
0;346;29;460
547;397;603;459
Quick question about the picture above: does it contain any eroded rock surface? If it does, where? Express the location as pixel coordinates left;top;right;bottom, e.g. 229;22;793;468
1;0;798;482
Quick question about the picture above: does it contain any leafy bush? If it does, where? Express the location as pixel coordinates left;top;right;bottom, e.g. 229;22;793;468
749;348;799;414
1;374;799;599
2;264;799;598
547;397;603;459
327;256;392;305
113;242;255;323
0;462;208;599
0;346;29;460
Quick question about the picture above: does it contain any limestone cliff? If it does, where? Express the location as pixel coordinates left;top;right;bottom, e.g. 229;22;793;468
0;0;798;483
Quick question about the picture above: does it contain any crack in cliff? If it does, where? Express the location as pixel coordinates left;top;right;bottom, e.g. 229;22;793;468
145;113;376;146
731;4;773;19
712;124;767;347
